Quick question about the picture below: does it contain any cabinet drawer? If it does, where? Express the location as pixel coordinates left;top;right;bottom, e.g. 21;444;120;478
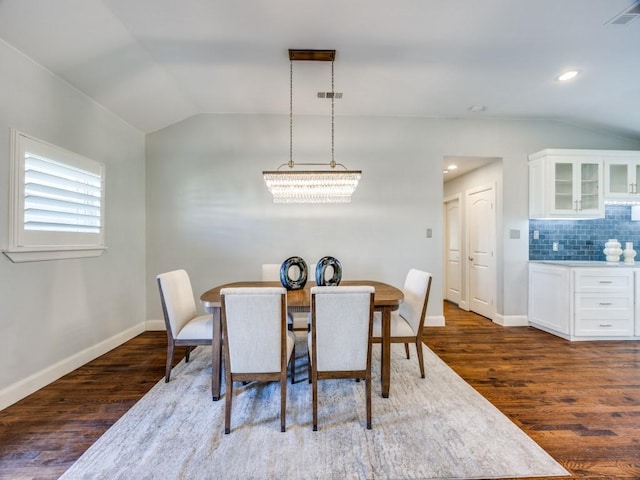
574;269;633;292
575;293;634;336
575;317;634;336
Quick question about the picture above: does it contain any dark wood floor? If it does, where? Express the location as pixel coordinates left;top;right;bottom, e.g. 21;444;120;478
1;302;639;479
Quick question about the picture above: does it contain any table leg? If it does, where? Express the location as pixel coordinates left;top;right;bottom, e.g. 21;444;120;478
381;307;391;398
211;308;222;401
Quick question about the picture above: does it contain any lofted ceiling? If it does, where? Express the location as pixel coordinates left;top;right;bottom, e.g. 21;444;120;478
1;0;640;138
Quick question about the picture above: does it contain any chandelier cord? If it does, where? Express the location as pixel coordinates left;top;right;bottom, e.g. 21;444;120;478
289;60;293;168
331;59;335;168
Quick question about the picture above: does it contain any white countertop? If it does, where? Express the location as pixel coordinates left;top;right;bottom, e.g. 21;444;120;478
530;260;637;267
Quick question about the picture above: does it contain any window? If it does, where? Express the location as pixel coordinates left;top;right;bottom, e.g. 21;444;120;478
4;130;106;262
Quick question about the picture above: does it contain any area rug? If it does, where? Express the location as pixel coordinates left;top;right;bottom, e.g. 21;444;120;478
59;336;568;480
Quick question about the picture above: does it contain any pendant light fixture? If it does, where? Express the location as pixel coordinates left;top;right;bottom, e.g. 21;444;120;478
263;49;361;204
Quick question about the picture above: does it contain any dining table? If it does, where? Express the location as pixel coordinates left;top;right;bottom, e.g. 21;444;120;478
200;280;404;401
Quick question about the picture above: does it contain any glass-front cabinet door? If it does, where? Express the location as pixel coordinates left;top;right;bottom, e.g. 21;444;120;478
553;162;574;210
580;161;600;210
604;158;640;199
529;148;608;219
550;157;603;217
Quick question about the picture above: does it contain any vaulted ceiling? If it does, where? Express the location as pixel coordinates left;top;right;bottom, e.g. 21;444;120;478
1;0;639;138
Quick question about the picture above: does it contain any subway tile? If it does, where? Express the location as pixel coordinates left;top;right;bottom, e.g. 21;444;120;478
529;205;640;261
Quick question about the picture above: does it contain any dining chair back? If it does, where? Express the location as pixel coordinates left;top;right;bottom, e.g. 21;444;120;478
220;287;295;433
157;269;213;382
262;263;306;330
372;269;432;378
309;285;375;430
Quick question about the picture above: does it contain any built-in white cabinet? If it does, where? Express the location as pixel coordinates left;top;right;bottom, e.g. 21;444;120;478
529;262;639;340
529;149;604;219
528;263;571;335
604;153;640;199
573;269;634;337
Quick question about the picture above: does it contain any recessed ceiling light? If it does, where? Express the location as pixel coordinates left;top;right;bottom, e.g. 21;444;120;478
468;105;487;113
447;164;458;170
443;169;449;174
557;70;580;82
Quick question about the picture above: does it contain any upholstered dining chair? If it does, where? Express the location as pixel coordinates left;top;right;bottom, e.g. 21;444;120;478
309;286;375;431
220;287;296;434
262;263;293;327
157;269;213;383
262;263;307;331
372;269;432;378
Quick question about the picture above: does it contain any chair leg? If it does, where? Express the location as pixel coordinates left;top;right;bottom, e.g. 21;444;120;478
165;341;175;383
281;374;287;433
404;343;410;359
307;352;312;384
416;340;425;378
185;346;192;363
290;343;296;384
224;377;233;434
312;372;318;431
366;373;372;430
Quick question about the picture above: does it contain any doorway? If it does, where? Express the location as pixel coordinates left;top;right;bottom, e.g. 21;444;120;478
443;195;462;305
442;156;499;321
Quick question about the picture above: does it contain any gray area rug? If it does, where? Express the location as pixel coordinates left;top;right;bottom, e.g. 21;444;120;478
59;336;568;480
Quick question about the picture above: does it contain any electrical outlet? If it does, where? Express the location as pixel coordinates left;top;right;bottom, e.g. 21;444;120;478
533;230;539;240
552;241;559;252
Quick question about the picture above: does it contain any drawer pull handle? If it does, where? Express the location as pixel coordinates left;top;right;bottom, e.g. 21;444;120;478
599;324;613;327
598;281;613;284
599;302;613;306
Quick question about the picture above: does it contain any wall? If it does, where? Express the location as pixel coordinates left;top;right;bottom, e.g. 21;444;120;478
530;205;640;260
145;114;640;328
0;40;146;409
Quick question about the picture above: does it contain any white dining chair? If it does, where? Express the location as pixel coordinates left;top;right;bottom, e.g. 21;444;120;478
309;285;375;430
157;269;213;382
372;269;432;378
262;263;307;331
220;287;296;433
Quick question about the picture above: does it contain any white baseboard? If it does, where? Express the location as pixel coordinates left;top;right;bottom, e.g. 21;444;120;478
493;313;529;327
425;315;445;327
0;322;146;411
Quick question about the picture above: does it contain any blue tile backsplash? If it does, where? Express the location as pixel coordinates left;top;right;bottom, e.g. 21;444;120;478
529;205;640;261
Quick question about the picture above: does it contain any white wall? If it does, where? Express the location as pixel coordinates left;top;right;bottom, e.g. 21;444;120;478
0;40;146;409
145;114;640;327
145;114;445;323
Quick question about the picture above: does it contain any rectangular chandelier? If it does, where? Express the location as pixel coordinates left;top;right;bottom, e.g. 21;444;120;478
263;49;362;204
263;169;362;204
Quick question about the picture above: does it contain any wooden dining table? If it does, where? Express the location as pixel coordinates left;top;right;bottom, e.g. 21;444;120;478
200;280;403;401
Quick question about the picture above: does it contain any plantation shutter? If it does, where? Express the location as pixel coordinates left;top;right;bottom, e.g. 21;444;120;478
24;154;103;233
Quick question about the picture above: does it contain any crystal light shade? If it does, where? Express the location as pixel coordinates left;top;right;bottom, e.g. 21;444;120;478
263;170;362;204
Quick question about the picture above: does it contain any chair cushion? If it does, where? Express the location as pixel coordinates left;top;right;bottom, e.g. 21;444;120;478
372;311;414;338
175;314;213;340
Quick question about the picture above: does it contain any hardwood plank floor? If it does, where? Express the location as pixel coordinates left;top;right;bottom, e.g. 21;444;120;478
425;302;640;479
1;303;639;479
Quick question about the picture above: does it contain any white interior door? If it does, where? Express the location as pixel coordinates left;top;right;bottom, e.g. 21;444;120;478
444;197;461;304
466;185;496;319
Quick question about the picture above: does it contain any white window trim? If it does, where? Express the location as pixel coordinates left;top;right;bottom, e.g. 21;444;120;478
3;130;107;263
